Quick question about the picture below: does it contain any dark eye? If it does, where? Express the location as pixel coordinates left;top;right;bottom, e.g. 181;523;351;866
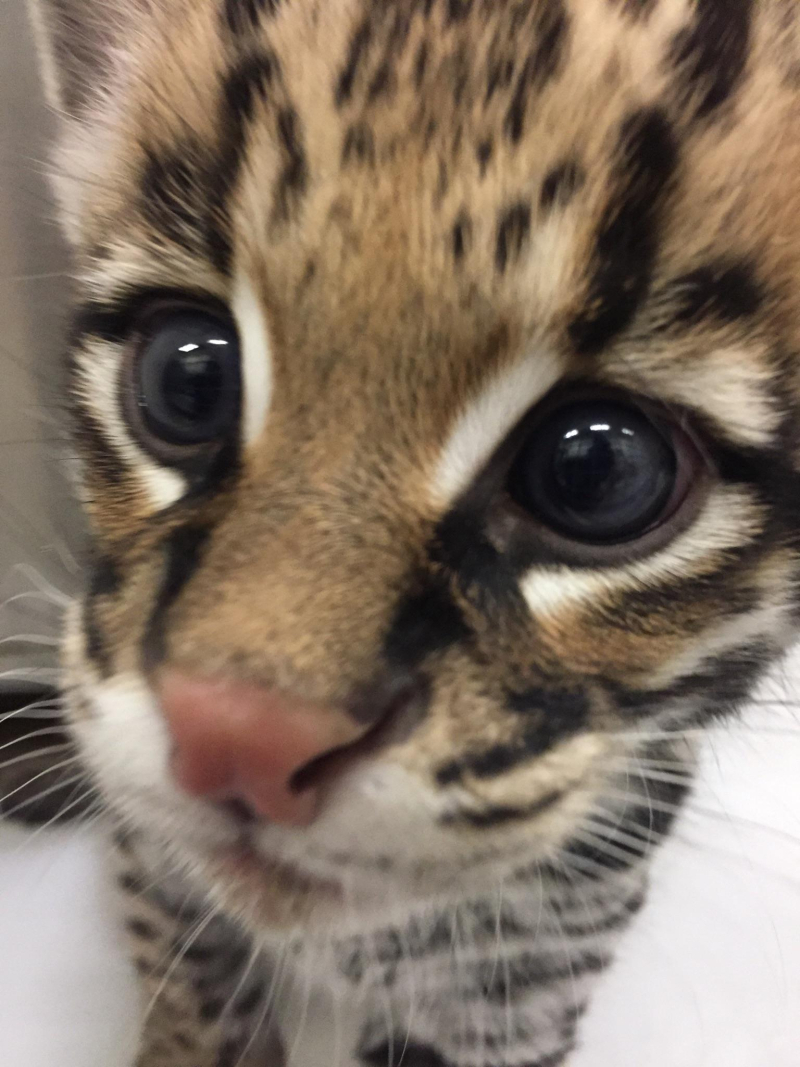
135;310;241;446
508;400;680;544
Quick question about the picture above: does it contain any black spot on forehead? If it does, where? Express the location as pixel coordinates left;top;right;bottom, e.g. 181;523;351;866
496;201;532;272
569;107;678;356
504;0;569;144
140;139;217;260
540;159;584;211
336;17;374;107
273;105;308;220
222;0;281;37
610;0;658;20
669;0;754;121
208;51;277;269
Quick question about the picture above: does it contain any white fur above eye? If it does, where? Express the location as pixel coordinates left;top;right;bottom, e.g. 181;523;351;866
429;350;565;509
233;272;274;448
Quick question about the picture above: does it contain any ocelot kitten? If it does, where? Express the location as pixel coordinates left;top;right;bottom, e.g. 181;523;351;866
21;0;800;1064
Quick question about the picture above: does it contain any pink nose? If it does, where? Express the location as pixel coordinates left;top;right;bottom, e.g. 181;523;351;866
158;671;365;827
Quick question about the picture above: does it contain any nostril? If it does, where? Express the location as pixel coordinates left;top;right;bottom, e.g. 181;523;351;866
221;797;259;826
288;678;427;795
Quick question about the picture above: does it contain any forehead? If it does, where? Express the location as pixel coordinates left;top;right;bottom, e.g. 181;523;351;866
76;0;800;455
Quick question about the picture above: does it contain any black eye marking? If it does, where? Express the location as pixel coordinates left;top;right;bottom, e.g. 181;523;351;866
142;523;213;672
132;309;241;449
507;399;682;545
569;107;678;356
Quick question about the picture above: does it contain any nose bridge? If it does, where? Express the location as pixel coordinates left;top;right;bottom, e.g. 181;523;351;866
161;443;429;700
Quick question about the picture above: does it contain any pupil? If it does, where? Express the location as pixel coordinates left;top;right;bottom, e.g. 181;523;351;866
511;400;678;544
162;349;224;423
549;431;618;512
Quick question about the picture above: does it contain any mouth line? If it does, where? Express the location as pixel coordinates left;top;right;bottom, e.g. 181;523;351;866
214;836;344;900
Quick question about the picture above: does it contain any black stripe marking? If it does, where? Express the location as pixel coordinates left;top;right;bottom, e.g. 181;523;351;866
508;684;591;721
83;552;123;676
209;52;276;271
336;18;373;107
414;41;429;87
342;123;376;167
607;639;773;720
222;0;280;36
70;405;129;488
273;106;308;220
432;510;529;618
611;0;657;19
451;212;472;262
476;949;608;1002
540;159;584;211
142;524;213;671
140;140;221;260
447;0;473;23
669;0;753;120
217;1040;249;1067
476;138;493;174
496;201;531;272
436;694;588;784
362;1041;449;1067
504;0;569;144
383;576;470;673
126;918;159;941
660;259;762;330
569;107;678;356
445;790;562;828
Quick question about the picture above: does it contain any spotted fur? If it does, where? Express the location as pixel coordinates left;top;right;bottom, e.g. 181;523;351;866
24;0;800;1064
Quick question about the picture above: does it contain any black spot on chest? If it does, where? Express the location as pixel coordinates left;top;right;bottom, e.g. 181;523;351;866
362;1041;451;1067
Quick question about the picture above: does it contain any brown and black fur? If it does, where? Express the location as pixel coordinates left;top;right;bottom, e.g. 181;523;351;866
17;0;800;1064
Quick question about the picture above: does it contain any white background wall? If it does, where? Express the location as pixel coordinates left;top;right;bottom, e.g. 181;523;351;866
0;0;80;689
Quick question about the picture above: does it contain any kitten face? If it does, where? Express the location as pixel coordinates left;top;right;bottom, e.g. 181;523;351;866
34;0;800;931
